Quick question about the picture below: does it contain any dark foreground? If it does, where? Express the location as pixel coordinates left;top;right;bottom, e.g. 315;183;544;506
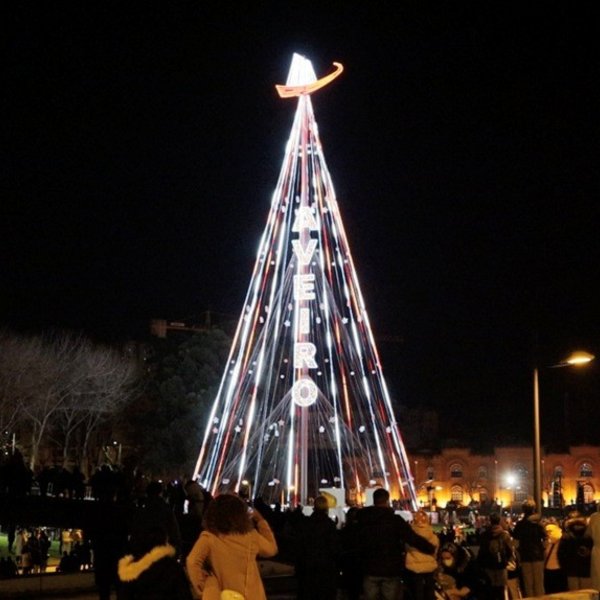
0;570;298;599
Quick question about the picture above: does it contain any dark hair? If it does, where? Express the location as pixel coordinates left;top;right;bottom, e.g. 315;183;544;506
130;525;168;559
522;500;536;516
313;495;329;513
373;488;390;505
146;481;164;498
489;513;501;525
203;493;252;535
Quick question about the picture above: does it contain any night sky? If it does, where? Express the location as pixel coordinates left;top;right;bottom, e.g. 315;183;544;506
4;5;599;445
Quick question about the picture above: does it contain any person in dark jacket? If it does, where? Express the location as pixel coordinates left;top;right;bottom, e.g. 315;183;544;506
476;514;514;600
511;499;546;598
557;512;592;591
339;506;363;600
86;499;130;600
357;488;436;600
117;524;193;600
294;495;340;600
129;481;182;558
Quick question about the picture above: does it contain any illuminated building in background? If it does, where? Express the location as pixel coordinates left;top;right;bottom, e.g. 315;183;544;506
191;54;417;508
409;445;600;510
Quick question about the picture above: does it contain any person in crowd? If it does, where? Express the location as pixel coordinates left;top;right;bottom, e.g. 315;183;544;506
356;488;436;600
557;511;592;590
90;464;119;502
15;527;27;567
117;524;193;600
586;503;600;591
36;528;51;572
544;521;568;593
180;477;211;557
6;523;16;555
129;480;182;558
0;555;19;578
338;506;362;600
24;529;43;573
186;492;278;600
476;513;514;600
2;450;33;497
294;494;340;599
404;509;440;600
184;478;210;522
21;532;34;575
87;497;130;600
437;542;483;600
57;550;82;573
505;527;522;600
71;465;87;499
511;499;546;597
61;528;73;555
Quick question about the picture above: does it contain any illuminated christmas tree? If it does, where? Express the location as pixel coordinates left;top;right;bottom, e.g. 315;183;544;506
192;54;417;509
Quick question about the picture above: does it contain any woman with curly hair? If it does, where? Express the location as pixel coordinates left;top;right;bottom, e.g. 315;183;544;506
186;493;278;600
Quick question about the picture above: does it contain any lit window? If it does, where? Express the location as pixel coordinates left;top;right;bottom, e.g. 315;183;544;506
580;463;593;477
451;485;463;503
515;490;528;503
450;464;463;478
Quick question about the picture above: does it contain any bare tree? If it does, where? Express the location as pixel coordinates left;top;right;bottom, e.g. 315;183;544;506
0;330;140;472
17;332;93;469
0;331;30;449
56;342;140;472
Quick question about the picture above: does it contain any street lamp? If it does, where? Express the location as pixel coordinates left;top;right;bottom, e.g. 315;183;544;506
532;350;594;510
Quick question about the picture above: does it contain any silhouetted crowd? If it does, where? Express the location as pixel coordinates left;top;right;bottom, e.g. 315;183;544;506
3;455;600;600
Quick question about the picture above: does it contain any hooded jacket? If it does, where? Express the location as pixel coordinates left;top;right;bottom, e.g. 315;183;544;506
117;544;193;600
557;518;592;577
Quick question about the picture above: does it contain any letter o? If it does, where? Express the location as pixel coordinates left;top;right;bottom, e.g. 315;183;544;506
292;377;318;407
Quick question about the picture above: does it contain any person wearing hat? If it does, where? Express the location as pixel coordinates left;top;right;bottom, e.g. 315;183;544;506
558;511;592;591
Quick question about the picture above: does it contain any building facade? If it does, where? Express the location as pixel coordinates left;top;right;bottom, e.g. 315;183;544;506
408;445;600;509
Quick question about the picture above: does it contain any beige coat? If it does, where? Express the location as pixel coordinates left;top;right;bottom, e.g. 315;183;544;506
186;519;277;600
405;522;440;574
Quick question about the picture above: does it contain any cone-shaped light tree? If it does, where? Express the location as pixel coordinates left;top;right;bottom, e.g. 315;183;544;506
192;54;417;509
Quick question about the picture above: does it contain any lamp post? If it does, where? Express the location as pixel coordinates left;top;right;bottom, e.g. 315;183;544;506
532;350;594;510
